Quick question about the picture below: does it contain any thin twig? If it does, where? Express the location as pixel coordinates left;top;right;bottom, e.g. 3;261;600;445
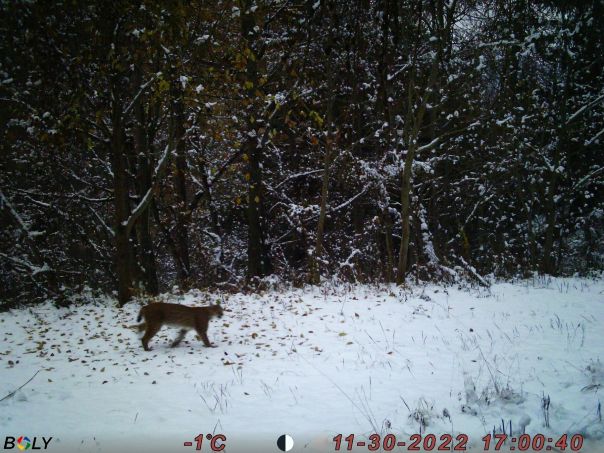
295;350;379;432
0;369;41;402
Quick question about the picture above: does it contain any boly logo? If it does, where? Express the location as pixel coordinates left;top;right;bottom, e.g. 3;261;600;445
3;436;52;450
17;437;30;450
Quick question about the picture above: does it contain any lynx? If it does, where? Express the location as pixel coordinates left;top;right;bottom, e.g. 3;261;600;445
136;302;224;351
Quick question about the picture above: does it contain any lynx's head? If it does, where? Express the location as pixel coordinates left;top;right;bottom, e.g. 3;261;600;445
210;303;224;319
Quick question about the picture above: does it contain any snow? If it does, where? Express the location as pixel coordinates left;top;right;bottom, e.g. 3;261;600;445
179;75;189;89
1;277;603;452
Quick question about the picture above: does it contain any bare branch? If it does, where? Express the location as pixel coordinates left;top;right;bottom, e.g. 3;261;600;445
124;142;173;233
0;370;41;402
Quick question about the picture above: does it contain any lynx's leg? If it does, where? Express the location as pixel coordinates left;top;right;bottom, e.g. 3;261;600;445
195;318;214;347
142;323;161;351
171;329;188;348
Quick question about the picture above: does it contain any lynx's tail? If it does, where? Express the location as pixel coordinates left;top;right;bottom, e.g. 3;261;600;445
136;308;146;332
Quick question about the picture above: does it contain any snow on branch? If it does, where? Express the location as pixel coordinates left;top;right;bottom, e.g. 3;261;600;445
458;257;490;288
123;142;173;233
339;249;362;269
585;127;604;146
274;170;323;189
566;92;604;125
417;136;441;152
571;167;604;193
89;205;115;238
123;73;161;116
463;192;494;228
0;252;50;275
331;186;370;212
419;203;439;266
0;190;38;239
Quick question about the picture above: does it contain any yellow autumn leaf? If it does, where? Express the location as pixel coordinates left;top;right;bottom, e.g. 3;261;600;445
158;79;170;93
310;110;324;127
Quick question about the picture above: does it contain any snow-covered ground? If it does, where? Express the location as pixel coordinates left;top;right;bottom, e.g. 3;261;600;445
1;277;603;452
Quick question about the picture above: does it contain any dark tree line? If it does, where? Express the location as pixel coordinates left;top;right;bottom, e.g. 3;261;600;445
1;0;602;307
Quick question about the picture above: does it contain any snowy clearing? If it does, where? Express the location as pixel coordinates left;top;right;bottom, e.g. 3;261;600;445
1;277;603;452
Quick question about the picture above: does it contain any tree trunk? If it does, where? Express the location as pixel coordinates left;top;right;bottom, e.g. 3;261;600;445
376;0;395;283
541;61;571;275
309;127;333;284
396;141;417;284
242;1;271;279
170;80;191;286
540;151;559;275
110;98;132;306
382;208;394;282
395;56;438;284
133;68;159;295
245;139;271;278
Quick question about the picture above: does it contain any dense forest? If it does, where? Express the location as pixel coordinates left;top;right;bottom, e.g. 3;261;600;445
1;0;602;307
